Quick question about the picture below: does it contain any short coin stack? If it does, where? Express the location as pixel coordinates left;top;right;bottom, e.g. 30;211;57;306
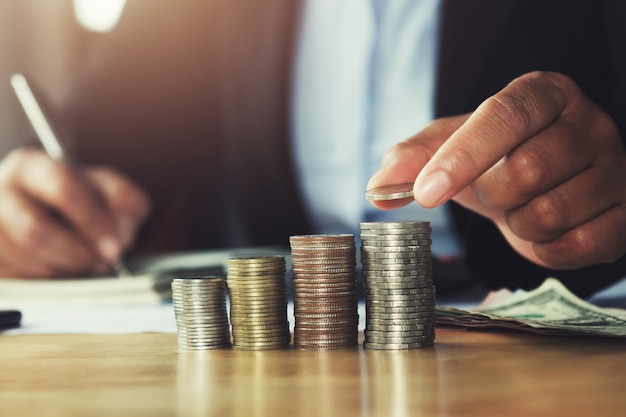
171;277;231;350
290;234;359;350
360;222;436;349
226;256;291;350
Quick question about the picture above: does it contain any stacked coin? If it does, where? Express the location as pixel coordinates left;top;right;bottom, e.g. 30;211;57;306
290;234;359;350
360;222;436;349
226;256;291;350
171;276;231;350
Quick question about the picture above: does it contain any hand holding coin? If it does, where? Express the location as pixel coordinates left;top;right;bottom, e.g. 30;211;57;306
364;183;414;202
365;71;626;271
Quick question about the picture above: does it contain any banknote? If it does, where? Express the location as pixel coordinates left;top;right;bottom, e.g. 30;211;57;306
436;278;626;337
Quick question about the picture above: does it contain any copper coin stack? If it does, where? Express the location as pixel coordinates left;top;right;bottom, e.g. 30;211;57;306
290;234;359;350
226;256;291;350
171;276;231;350
360;221;436;349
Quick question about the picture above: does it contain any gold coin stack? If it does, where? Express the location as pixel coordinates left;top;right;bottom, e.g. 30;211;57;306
360;221;436;349
171;277;231;350
290;234;359;350
226;256;291;350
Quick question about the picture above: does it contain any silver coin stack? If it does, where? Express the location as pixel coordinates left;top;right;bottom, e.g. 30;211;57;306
360;222;436;349
290;234;359;350
226;256;291;350
171;277;232;350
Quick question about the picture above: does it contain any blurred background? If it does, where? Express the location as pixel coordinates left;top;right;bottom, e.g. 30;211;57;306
0;0;126;156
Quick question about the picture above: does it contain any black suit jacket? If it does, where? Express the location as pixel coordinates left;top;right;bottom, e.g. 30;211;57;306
60;0;626;296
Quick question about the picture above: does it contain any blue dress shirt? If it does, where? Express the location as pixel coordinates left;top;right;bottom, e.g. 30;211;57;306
292;0;462;257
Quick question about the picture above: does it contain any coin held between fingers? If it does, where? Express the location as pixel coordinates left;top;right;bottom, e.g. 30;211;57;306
364;183;414;201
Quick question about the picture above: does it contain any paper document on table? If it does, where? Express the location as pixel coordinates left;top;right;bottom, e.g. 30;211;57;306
0;247;287;336
436;278;626;337
0;274;168;309
0;248;285;310
0;250;218;310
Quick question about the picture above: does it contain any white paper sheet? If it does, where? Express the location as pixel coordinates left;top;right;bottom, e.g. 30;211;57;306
2;303;177;335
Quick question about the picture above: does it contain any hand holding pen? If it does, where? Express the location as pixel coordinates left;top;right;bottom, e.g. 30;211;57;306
0;73;151;278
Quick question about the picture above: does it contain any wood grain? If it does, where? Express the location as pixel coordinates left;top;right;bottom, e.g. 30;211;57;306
1;329;625;416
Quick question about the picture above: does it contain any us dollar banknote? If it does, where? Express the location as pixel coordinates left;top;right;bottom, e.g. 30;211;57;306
436;278;626;337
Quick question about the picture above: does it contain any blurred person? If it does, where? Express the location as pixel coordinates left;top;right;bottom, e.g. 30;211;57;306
1;0;625;298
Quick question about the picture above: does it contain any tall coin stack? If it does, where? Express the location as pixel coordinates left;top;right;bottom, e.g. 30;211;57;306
226;256;291;350
290;234;359;350
171;277;232;350
360;222;436;349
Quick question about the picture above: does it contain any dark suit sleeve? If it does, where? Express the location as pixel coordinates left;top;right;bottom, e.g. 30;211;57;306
438;0;626;297
605;1;626;144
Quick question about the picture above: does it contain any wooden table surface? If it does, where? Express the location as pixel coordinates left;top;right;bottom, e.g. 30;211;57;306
1;329;625;417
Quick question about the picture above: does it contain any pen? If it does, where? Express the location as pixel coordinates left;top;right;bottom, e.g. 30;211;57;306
9;73;132;278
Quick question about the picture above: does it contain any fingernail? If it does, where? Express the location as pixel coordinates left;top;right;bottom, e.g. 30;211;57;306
415;170;452;207
98;236;121;261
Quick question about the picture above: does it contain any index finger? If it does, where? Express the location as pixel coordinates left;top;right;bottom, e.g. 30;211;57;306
413;71;573;208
